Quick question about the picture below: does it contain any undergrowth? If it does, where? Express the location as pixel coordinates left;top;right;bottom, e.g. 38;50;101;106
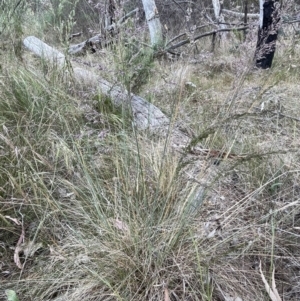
1;2;300;301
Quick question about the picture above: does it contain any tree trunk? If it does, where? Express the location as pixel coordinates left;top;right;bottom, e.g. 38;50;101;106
255;0;281;69
243;0;248;41
212;0;226;29
141;0;163;46
211;0;227;48
259;0;264;29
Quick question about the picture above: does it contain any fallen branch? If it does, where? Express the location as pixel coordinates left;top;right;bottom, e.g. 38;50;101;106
165;26;248;52
165;24;212;47
69;32;82;40
222;9;259;18
282;19;300;24
68;35;115;55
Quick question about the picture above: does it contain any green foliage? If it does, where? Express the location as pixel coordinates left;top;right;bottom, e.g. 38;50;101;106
92;93;127;130
0;0;26;59
117;42;154;93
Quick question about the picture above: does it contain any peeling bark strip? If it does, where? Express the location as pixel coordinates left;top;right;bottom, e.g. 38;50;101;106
255;0;281;69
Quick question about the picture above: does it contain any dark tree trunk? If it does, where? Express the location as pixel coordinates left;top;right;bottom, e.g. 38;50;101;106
255;0;280;69
243;0;248;41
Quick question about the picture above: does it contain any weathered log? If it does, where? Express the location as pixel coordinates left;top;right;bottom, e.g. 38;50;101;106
24;36;170;132
23;36;65;65
23;36;212;214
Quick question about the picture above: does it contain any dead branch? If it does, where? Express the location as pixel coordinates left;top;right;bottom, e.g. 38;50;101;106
222;9;300;25
282;19;300;24
69;32;82;40
165;26;248;52
222;9;259;18
166;24;213;47
106;7;139;32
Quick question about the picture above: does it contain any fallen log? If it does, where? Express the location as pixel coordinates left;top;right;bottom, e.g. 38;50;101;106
24;36;171;133
23;35;215;214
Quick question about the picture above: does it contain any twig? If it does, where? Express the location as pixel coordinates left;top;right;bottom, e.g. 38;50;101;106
282;19;300;24
166;24;212;46
68;32;82;40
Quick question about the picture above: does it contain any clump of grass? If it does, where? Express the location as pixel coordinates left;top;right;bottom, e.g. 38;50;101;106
2;4;300;301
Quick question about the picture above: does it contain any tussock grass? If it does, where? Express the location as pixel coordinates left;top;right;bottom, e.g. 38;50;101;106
1;4;300;301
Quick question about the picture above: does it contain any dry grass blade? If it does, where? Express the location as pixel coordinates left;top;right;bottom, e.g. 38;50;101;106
4;215;21;225
271;268;282;301
164;286;170;301
259;261;282;301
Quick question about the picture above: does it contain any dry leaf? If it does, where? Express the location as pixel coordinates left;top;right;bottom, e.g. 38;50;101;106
259;261;282;301
14;240;43;269
14;246;23;269
224;295;243;301
271;268;282;301
113;218;129;233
